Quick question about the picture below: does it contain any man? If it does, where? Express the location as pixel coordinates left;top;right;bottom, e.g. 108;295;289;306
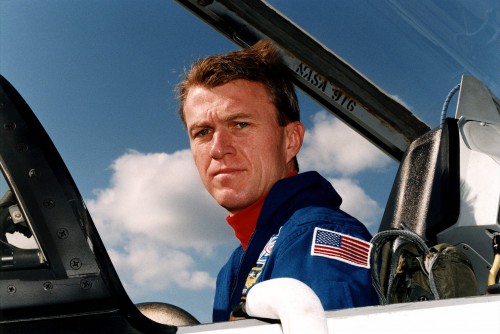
177;40;378;322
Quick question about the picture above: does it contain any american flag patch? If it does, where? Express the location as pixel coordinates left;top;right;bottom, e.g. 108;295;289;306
311;227;371;268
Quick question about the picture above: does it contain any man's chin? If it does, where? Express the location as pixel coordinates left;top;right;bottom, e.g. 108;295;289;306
213;193;251;215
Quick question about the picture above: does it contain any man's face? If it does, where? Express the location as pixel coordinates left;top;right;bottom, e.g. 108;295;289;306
184;79;303;215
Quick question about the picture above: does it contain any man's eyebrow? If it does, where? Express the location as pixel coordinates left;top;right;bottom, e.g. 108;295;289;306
187;121;208;134
219;112;252;122
188;112;253;133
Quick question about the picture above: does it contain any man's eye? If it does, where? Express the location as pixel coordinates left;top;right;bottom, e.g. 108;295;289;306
237;122;249;129
196;129;210;137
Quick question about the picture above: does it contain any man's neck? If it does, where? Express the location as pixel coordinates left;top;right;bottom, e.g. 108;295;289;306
226;194;267;250
225;170;298;249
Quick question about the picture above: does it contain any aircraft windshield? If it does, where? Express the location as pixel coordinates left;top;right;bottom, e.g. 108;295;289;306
268;0;499;127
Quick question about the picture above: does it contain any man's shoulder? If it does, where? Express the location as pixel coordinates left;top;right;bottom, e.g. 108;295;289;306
271;206;374;268
284;205;371;239
291;205;359;225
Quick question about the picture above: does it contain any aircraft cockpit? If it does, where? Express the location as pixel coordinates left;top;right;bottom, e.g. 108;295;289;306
0;75;181;333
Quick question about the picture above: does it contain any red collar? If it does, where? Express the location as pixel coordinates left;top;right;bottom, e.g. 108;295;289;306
225;170;298;250
226;194;266;250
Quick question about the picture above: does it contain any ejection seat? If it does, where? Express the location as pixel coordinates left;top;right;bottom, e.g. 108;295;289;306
376;75;500;295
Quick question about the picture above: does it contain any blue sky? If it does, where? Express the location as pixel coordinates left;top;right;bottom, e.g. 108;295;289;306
1;0;498;323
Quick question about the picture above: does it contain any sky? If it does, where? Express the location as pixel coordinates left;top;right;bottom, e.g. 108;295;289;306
0;0;498;324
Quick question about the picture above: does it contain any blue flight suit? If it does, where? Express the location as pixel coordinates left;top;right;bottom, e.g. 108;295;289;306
213;171;379;322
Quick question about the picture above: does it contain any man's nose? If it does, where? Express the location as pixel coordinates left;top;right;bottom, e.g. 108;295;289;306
210;130;235;159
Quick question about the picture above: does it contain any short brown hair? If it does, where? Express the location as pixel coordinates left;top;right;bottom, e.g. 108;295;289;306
177;40;300;127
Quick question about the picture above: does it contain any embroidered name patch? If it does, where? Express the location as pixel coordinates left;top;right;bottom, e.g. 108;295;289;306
311;227;371;268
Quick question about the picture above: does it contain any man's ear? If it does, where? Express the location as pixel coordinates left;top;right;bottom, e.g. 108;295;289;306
285;121;305;163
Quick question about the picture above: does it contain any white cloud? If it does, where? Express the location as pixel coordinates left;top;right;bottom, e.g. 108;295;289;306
328;177;382;229
88;149;231;252
86;149;233;293
299;111;390;176
108;239;215;291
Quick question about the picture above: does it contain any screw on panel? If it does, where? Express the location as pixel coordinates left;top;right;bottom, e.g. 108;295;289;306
29;169;41;178
7;285;16;294
80;279;92;290
57;228;69;239
4;122;16;130
43;282;53;291
70;258;82;270
43;199;56;209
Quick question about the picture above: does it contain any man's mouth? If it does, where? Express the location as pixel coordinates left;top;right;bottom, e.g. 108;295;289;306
213;168;243;177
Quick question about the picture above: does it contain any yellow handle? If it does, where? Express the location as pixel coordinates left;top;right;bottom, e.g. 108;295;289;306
487;254;500;287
